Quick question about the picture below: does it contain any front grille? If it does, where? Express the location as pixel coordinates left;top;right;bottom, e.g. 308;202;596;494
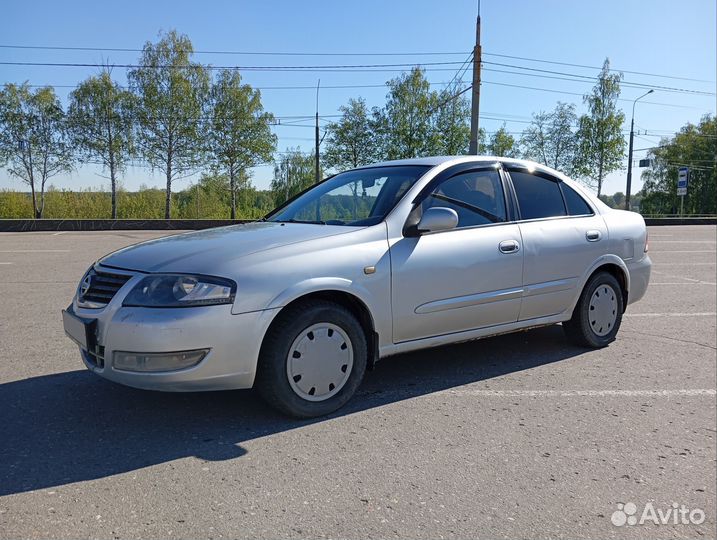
80;269;132;305
82;345;105;368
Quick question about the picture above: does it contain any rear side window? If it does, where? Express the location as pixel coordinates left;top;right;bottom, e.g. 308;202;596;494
561;183;594;216
509;171;566;220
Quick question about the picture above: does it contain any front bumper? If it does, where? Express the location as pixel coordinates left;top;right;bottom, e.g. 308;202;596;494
68;298;279;392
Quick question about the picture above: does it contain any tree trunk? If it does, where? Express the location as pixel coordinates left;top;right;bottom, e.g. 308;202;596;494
37;182;45;219
27;147;38;219
30;180;38;219
230;167;236;220
110;168;117;220
107;115;117;219
165;162;172;220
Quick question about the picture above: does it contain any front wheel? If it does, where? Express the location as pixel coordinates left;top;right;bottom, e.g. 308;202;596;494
254;300;367;418
563;271;624;348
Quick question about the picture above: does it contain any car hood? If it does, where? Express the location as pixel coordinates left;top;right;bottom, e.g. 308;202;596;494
99;222;358;274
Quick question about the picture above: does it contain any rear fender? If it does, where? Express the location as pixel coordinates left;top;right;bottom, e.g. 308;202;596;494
564;254;630;315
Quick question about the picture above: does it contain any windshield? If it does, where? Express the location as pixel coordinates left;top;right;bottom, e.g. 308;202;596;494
267;165;431;226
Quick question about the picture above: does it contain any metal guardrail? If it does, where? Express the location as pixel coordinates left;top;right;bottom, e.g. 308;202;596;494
0;217;714;232
641;214;717;218
643;217;717;226
0;219;251;232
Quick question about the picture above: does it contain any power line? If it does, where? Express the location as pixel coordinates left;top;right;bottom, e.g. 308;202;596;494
0;44;468;57
482;63;715;96
481;81;711;110
11;79;709;111
443;51;474;90
12;81;467;91
0;60;467;70
1;43;711;84
482;52;715;84
2;60;712;96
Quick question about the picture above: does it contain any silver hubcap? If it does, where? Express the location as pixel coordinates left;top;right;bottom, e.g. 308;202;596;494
589;284;618;337
286;323;353;402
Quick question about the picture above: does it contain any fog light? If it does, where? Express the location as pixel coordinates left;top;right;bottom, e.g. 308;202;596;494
113;349;209;372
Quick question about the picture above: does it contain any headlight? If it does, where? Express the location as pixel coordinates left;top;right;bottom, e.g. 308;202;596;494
123;274;236;308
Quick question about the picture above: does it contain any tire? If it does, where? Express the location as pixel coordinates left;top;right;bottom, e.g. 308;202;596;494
563;271;624;348
254;300;368;418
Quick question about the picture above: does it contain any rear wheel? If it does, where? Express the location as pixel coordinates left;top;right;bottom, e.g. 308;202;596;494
255;300;367;418
563;271;624;348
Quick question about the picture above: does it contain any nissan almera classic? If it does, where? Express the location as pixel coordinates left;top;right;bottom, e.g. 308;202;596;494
63;156;651;417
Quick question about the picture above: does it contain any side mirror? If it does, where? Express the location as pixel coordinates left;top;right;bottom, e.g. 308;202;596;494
416;207;459;234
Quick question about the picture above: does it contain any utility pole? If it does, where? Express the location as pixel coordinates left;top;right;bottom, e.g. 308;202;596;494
625;89;653;210
468;0;482;155
315;79;321;184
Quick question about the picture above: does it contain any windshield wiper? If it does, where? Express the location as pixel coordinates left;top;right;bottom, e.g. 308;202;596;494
273;218;327;225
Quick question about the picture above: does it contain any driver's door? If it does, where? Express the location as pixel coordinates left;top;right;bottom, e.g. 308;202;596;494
390;167;524;343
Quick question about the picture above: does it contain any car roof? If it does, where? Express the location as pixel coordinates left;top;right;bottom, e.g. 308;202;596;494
355;155;495;169
356;155;561;173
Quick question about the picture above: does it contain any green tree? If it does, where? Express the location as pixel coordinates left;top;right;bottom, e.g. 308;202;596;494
377;67;439;159
208;70;276;219
611;191;625;207
641;115;716;215
521;102;579;174
487;125;518;157
67;72;136;218
128;30;210;219
433;86;472;155
271;149;316;206
575;59;626;196
323;97;377;171
0;83;73;218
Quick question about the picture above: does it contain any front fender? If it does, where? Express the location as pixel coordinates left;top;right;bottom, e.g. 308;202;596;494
266;277;376;312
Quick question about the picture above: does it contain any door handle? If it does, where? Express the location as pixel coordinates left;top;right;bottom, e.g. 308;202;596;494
586;230;602;242
499;240;520;254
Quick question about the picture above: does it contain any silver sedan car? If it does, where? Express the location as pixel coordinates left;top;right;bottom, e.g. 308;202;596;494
63;156;651;417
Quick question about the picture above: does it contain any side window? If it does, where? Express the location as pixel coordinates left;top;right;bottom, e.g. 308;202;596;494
509;171;566;220
561;183;594;216
423;170;507;228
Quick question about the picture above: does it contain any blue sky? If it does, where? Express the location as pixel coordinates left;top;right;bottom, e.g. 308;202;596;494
1;0;715;195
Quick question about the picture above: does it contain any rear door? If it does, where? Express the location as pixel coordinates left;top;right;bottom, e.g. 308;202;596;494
506;166;607;320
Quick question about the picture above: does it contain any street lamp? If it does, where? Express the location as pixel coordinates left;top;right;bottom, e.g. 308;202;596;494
625;89;654;210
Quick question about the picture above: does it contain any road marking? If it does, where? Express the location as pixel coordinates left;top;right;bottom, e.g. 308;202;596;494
650;282;716;285
650;240;716;243
649;250;716;253
52;231;67;236
0;262;13;265
625;312;716;317
652;270;716;285
441;389;716;397
656;262;716;266
0;250;70;253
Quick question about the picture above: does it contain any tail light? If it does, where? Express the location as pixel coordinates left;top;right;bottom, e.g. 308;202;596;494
644;231;649;253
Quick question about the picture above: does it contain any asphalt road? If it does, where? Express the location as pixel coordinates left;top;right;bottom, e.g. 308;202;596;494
0;225;715;540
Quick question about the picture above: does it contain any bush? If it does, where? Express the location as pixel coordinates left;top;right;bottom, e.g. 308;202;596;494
0;184;276;220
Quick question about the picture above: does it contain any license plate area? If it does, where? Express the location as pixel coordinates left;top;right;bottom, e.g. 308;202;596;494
62;308;97;351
